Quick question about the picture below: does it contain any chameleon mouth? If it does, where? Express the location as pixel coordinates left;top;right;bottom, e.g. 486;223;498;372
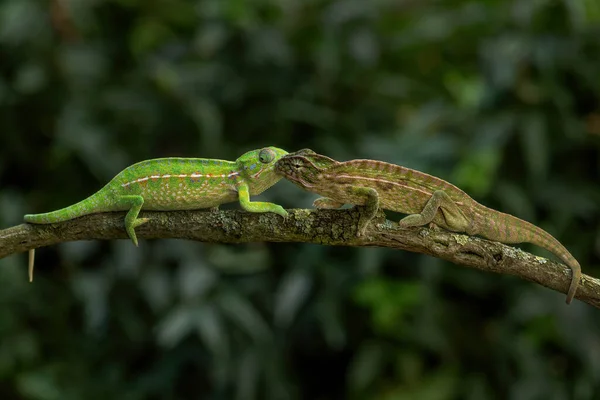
252;167;266;179
274;162;288;175
274;161;317;188
289;175;315;189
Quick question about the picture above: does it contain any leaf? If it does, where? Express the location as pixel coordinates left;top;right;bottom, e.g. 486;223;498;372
519;112;549;181
218;290;271;343
156;306;194;348
347;341;385;394
193;304;228;357
273;267;312;329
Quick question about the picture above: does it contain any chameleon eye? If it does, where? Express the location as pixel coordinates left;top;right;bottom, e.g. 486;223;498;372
292;159;303;169
258;148;275;164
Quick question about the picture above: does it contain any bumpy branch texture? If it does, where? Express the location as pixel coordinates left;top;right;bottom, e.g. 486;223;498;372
1;208;598;308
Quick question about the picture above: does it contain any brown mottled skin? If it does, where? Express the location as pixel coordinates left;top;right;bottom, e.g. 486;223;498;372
276;149;581;304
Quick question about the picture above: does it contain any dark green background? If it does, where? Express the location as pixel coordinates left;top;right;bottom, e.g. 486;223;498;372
1;0;599;399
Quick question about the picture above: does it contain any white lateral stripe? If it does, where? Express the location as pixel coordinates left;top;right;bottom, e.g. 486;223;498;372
333;173;433;197
120;171;239;187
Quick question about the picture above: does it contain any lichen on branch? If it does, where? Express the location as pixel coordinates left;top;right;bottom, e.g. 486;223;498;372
0;208;597;308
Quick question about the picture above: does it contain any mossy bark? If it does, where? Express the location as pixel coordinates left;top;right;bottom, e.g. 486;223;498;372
0;208;597;307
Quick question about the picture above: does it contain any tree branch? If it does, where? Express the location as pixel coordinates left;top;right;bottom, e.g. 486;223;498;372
1;208;597;307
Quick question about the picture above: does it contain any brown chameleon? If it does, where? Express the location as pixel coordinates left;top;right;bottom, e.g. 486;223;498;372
275;149;581;304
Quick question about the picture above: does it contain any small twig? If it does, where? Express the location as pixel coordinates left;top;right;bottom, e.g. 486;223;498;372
0;208;597;307
50;0;79;41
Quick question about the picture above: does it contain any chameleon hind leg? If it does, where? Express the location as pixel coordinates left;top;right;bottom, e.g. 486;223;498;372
398;190;472;233
116;195;150;246
315;187;380;237
27;195;148;281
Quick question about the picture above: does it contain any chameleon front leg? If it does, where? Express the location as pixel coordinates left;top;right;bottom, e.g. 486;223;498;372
352;187;380;236
398;190;471;233
115;195;150;246
314;188;379;236
237;182;288;218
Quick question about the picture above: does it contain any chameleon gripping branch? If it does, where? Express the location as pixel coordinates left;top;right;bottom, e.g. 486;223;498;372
0;209;598;308
22;147;290;281
275;150;583;304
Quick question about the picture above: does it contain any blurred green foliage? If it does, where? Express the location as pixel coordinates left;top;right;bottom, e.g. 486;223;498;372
1;0;600;399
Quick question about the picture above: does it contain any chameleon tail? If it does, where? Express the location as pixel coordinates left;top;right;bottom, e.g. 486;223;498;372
24;192;108;224
24;191;110;282
475;205;581;304
23;190;111;282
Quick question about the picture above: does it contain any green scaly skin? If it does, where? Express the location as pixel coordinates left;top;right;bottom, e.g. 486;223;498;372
25;147;289;280
276;149;581;304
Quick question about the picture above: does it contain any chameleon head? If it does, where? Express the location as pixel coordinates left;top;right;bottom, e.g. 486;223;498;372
274;153;331;189
236;146;289;194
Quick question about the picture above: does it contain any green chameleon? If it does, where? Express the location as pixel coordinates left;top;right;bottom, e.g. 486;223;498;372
275;149;581;304
25;146;289;280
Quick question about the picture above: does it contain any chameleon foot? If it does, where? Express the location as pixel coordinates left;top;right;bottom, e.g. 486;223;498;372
126;217;150;247
313;197;344;209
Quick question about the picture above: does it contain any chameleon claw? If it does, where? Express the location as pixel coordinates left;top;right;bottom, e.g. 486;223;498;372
277;207;289;220
127;217;150;247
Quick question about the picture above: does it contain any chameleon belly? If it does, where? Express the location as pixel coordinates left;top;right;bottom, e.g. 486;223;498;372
319;173;471;216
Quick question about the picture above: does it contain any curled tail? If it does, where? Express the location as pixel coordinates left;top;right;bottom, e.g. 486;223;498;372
474;205;581;304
